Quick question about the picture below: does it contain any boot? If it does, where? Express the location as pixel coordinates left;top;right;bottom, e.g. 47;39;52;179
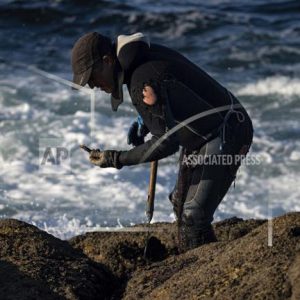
179;223;217;252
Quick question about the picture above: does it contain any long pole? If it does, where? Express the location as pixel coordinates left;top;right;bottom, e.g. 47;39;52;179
143;160;158;259
146;160;158;222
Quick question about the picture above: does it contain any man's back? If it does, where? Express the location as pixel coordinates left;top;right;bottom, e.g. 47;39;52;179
147;43;232;108
127;42;250;150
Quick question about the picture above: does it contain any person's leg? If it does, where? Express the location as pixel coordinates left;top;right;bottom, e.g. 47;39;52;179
170;116;253;251
169;147;200;252
180;135;244;250
168;148;192;220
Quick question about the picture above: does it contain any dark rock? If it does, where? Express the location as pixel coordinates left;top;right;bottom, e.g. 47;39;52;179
69;223;178;298
289;253;300;300
122;212;300;300
69;222;179;281
144;236;167;261
213;216;266;241
1;213;299;299
289;226;300;237
0;219;114;300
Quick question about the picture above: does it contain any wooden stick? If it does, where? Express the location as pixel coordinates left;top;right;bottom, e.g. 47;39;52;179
146;160;158;223
143;160;158;260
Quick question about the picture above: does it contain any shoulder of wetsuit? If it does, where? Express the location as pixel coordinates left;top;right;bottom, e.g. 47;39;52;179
129;61;172;106
126;61;175;138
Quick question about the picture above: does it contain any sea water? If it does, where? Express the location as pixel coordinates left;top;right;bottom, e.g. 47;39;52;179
0;0;299;239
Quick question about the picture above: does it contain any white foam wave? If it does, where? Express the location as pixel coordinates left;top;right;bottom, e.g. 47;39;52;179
1;68;300;238
236;76;300;96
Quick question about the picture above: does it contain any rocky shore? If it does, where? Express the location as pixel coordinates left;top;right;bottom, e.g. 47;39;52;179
0;213;299;299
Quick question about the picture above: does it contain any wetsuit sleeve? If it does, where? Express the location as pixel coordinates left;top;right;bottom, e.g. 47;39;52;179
117;61;181;166
118;132;179;166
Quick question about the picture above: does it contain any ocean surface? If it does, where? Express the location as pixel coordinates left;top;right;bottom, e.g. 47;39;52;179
0;0;299;239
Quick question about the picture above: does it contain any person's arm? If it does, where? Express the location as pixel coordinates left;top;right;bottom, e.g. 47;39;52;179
119;131;179;166
88;62;180;169
87;129;179;169
119;75;180;166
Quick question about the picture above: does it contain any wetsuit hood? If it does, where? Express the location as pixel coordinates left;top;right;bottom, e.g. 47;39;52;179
111;32;150;111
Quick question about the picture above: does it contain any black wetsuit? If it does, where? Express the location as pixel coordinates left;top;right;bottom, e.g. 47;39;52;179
115;41;253;248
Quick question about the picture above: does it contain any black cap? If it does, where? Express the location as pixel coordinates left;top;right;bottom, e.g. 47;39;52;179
71;32;109;87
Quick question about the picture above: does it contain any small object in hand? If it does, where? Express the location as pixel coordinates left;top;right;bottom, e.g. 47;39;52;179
80;144;92;153
80;145;121;169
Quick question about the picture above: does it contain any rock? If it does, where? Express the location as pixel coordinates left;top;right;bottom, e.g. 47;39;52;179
69;217;265;283
1;213;299;299
0;219;114;300
213;216;266;241
289;253;300;300
122;212;300;300
69;222;179;280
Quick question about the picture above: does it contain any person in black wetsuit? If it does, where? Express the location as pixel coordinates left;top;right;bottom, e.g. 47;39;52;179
71;32;253;251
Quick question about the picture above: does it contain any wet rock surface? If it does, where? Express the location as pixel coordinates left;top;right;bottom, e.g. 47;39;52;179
0;219;114;300
1;213;299;299
122;213;299;300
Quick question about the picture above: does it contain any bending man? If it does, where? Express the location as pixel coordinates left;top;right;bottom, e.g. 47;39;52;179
71;32;253;251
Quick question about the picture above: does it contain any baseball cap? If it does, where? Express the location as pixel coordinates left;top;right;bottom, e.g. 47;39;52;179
71;32;110;87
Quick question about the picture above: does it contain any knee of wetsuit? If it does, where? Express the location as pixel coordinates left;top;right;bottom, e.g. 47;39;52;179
168;188;178;206
169;188;183;219
168;191;173;202
182;200;214;230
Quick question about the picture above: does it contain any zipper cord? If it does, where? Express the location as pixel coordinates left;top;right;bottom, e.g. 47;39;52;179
220;91;246;151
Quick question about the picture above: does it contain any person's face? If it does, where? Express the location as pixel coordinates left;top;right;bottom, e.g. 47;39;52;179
88;55;115;93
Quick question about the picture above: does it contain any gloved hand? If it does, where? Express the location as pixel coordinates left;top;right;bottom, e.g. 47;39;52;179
89;149;122;169
127;115;149;146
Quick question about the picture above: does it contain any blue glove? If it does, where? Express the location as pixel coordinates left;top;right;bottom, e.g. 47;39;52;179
127;115;149;146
